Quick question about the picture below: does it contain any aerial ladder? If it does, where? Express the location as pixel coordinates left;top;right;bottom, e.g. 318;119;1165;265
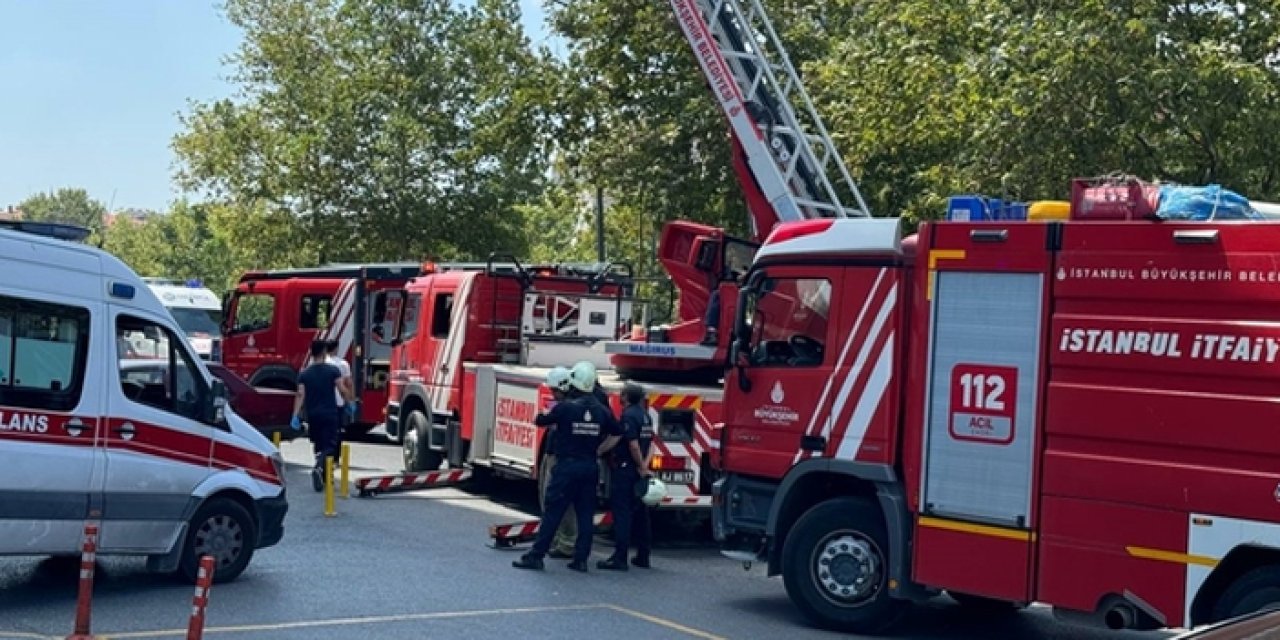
607;0;875;383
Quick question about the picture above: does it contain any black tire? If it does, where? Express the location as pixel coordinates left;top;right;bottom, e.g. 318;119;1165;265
949;591;1022;614
402;410;442;472
179;497;257;584
1212;565;1280;622
781;498;908;634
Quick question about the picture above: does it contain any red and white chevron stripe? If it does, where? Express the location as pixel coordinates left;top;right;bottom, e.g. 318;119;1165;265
355;469;471;496
300;279;358;369
794;269;898;464
428;272;478;416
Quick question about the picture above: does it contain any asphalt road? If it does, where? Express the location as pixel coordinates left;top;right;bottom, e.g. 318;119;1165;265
0;433;1180;640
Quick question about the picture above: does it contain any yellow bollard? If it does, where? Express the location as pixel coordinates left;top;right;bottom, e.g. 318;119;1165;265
340;443;350;499
324;456;336;517
272;431;281;449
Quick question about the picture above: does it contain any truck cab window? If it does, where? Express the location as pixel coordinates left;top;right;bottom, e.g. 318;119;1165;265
400;293;421;342
299;295;332;330
743;277;830;367
117;315;208;421
0;294;90;411
230;293;275;333
431;293;454;339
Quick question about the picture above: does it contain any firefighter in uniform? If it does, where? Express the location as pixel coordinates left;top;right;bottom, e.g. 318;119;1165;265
539;366;578;559
513;361;621;572
597;382;655;570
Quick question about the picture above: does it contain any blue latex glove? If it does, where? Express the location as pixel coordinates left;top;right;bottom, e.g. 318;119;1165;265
290;415;302;431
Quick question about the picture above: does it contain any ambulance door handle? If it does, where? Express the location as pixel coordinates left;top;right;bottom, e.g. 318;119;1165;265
112;422;136;441
64;418;87;438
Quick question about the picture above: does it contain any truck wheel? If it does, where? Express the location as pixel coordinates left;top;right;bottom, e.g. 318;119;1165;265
782;498;907;634
402;410;442;472
179;498;256;584
1212;565;1280;622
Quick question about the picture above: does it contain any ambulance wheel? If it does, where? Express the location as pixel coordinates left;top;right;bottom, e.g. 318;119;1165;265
179;498;256;584
1212;565;1280;622
402;410;442;472
782;498;907;634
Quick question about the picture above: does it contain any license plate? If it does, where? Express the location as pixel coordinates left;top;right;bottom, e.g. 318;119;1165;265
657;470;695;485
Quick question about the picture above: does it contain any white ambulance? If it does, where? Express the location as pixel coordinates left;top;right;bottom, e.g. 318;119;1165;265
141;277;224;361
0;221;287;583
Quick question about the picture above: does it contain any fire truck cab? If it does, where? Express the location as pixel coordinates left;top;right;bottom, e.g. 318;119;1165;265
221;263;423;435
387;258;724;505
714;212;1280;634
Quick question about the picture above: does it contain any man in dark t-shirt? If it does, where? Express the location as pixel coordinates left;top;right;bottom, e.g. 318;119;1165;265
292;339;348;492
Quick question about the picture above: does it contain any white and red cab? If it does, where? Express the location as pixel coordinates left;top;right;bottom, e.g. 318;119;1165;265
0;221;287;583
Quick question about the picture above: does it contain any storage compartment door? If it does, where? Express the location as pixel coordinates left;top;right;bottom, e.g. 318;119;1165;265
915;270;1044;601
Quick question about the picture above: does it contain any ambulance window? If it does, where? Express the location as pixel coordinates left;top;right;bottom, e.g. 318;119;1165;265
116;315;208;422
743;277;830;367
231;293;274;333
400;293;421;341
299;295;332;330
431;293;454;339
0;295;90;411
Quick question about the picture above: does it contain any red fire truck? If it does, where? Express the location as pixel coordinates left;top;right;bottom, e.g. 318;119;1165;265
385;257;724;505
220;263;426;436
712;209;1280;634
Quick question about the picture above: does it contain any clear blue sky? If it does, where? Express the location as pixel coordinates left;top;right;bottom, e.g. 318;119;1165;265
0;1;552;214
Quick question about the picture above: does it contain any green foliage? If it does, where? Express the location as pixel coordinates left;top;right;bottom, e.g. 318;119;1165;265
811;0;1280;226
172;0;555;265
100;199;311;294
19;188;108;237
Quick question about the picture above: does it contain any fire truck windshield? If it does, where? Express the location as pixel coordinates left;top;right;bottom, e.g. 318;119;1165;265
169;307;224;338
740;276;830;367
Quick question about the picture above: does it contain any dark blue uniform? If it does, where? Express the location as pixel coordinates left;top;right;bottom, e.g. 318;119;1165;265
298;362;342;469
607;402;655;565
528;393;621;564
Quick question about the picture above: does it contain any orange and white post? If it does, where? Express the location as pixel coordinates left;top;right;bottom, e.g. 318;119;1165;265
186;554;216;640
66;521;99;640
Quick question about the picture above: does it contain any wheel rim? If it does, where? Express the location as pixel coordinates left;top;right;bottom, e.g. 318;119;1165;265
403;425;419;469
193;513;245;571
810;530;884;608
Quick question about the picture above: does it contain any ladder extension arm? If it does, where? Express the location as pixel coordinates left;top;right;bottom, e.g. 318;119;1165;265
669;0;871;226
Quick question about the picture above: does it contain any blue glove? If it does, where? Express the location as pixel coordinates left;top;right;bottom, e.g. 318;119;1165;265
290;415;302;431
345;402;358;418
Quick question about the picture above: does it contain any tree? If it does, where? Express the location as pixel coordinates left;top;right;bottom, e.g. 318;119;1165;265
18;188;108;236
101;199;311;294
173;0;557;266
809;0;1280;226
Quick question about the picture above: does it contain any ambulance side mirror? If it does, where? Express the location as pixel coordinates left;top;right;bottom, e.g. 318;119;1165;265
205;379;229;427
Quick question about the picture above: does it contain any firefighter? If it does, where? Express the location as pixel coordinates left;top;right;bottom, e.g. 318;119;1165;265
291;339;351;492
539;366;578;559
597;382;655;570
513;361;621;572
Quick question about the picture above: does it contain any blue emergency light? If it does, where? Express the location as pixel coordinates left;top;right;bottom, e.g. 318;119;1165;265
109;282;136;300
186;278;203;288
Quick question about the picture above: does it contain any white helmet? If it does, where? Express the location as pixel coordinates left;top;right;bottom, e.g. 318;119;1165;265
569;361;597;393
546;366;571;393
640;476;667;507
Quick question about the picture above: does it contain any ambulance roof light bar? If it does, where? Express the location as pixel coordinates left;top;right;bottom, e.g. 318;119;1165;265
0;220;93;243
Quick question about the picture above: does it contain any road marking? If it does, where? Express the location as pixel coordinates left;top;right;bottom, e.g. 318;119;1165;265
0;632;55;639
602;604;728;640
90;603;723;638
